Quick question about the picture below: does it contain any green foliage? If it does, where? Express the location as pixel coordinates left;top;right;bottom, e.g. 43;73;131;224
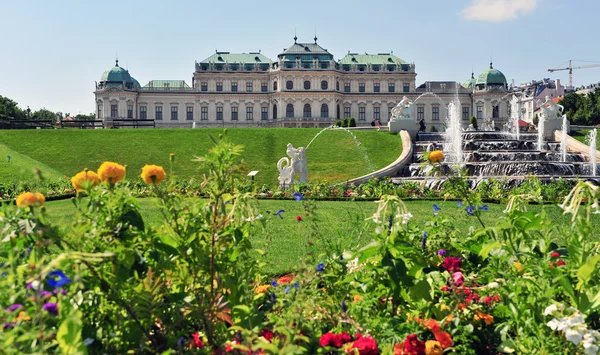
560;89;600;125
470;116;478;130
430;125;438;132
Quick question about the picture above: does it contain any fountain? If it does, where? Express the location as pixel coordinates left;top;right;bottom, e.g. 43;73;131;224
445;100;463;165
561;115;568;162
589;129;597;177
510;95;520;141
537;113;545;151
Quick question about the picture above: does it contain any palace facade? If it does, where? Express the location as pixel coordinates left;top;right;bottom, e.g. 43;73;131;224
94;37;513;130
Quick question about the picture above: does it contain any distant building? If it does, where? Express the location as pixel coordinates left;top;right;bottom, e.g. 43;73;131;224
515;78;565;123
94;37;515;130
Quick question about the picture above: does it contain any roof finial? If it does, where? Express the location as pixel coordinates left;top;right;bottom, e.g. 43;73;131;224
471;64;474;78
294;28;297;44
490;53;493;69
115;52;119;67
314;28;317;43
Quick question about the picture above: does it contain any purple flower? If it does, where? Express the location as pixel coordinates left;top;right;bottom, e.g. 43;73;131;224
466;205;475;215
479;205;489;211
275;209;285;219
271;281;278;287
294;282;299;290
457;200;463;207
178;337;185;347
341;300;348;313
422;232;428;249
438;249;447;256
433;204;440;215
316;263;325;272
293;192;305;202
285;286;290;294
270;292;277;304
40;291;52;298
47;270;71;289
42;302;58;316
52;289;67;295
5;304;23;312
3;322;15;329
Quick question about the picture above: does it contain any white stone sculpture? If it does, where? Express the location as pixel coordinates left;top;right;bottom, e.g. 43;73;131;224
390;96;415;122
539;95;564;121
277;143;308;186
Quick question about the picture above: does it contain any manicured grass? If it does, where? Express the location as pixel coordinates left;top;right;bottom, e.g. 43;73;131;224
43;198;598;275
0;128;401;185
0;143;63;182
571;129;596;145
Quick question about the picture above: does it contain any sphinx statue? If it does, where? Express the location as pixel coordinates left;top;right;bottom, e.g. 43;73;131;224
390;96;415;122
277;143;308;186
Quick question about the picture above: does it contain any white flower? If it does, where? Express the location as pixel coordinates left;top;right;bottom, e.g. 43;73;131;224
547;318;561;331
400;212;413;225
583;343;599;355
544;304;559;316
29;280;41;290
486;282;500;289
565;328;585;345
346;258;361;273
469;226;475;234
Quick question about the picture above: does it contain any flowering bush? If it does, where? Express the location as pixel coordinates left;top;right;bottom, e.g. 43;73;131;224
0;137;600;354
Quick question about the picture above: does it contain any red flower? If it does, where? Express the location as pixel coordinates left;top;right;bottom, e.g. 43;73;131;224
191;332;204;348
441;257;462;272
319;332;353;348
440;286;449;292
452;271;464;286
296;215;302;221
259;329;274;342
556;260;566;267
277;276;292;284
550;252;560;258
483;296;493;304
402;334;425;355
434;331;454;349
350;334;379;355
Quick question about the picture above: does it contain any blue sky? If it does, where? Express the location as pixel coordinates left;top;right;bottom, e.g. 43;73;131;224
0;0;598;114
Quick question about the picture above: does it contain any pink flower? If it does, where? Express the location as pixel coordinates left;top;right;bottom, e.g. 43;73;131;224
296;215;302;222
550;252;560;258
442;257;461;272
452;272;464;286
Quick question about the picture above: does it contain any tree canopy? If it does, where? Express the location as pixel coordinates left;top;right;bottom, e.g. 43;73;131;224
560;89;600;125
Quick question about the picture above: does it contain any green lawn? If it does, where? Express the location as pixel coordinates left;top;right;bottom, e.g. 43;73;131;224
0;128;401;185
43;198;596;275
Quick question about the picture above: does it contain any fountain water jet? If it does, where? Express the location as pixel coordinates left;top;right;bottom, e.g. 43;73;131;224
589;129;597;177
561;115;567;162
510;95;520;141
537;113;545;151
444;100;463;165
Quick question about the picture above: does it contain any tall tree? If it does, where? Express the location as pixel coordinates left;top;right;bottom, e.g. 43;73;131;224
0;95;25;120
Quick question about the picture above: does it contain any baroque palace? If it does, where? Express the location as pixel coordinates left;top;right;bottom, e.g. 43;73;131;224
94;37;512;130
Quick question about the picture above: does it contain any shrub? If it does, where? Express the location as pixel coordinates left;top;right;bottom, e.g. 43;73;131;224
430;125;438;132
470;115;478;130
349;118;357;127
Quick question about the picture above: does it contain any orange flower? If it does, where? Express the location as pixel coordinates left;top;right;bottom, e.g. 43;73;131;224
428;150;444;163
14;311;31;322
353;295;364;303
445;314;454;322
71;170;99;192
513;261;523;274
434;331;453;349
16;192;45;208
97;162;126;184
255;285;270;294
423;319;441;333
425;340;443;355
474;311;494;325
140;164;166;184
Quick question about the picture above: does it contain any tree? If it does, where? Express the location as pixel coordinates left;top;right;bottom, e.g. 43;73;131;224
469;116;478;130
0;95;25;120
32;108;57;123
75;113;96;121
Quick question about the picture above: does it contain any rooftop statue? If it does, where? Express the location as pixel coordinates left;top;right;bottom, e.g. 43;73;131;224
390;96;415;122
539;95;564;120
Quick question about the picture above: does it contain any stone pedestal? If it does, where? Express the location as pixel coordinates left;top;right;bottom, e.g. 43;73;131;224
389;120;419;139
544;119;563;140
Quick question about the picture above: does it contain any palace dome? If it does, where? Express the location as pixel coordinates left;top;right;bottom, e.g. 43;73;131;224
475;62;507;90
99;60;137;89
463;72;476;89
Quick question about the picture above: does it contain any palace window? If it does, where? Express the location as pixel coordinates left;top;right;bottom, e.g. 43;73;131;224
261;107;268;120
201;106;208;120
321;80;328;90
273;81;278;91
336;82;340;91
246;107;253;120
216;82;223;92
304;80;311;90
286;80;293;90
231;107;238;120
155;106;162;120
432;106;440;121
344;107;351;118
359;83;365;93
261;82;268;92
231;82;238;92
171;106;178;120
477;105;483;119
246;82;253;92
388;83;395;92
417;106;424;120
374;107;380;121
286;104;294;118
186;106;193;120
359;107;366;120
216;107;223;120
403;83;410;93
462;107;470;120
97;103;102;118
344;82;350;92
110;104;118;118
321;104;329;118
201;82;208;91
127;105;133;118
492;105;499;119
273;104;278;119
303;104;311;118
139;106;147;120
374;83;380;93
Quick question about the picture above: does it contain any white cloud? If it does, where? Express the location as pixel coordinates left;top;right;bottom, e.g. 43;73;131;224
461;0;539;22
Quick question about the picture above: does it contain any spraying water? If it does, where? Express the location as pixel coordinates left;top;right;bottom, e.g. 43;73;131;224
589;129;597;176
510;95;520;141
305;125;376;171
445;100;463;165
537;114;545;151
561;115;567;162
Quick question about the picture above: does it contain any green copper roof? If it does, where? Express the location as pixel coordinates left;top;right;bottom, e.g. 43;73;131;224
131;77;141;88
279;42;332;56
100;60;133;83
143;80;191;89
475;63;507;88
463;73;476;88
199;52;272;64
338;53;407;65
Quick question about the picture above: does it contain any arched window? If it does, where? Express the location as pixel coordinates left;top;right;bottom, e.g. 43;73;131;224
304;81;311;90
303;104;311;118
321;104;329;118
273;81;278;91
286;104;294;118
286;81;293;90
336;82;340;91
492;105;499;119
337;105;340;119
321;81;328;90
273;104;278;120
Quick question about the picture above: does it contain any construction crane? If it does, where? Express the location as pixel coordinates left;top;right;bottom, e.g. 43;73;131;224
548;60;600;90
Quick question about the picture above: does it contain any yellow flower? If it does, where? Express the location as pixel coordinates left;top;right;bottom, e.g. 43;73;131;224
474;311;494;325
71;170;99;192
140;165;167;184
97;162;126;184
428;150;444;164
440;304;450;312
254;285;270;294
16;192;45;208
513;261;523;273
353;295;364;303
425;340;443;355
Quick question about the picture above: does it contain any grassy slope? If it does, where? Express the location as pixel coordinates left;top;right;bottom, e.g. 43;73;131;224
0;143;63;182
43;198;597;274
571;129;594;145
0;128;401;185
